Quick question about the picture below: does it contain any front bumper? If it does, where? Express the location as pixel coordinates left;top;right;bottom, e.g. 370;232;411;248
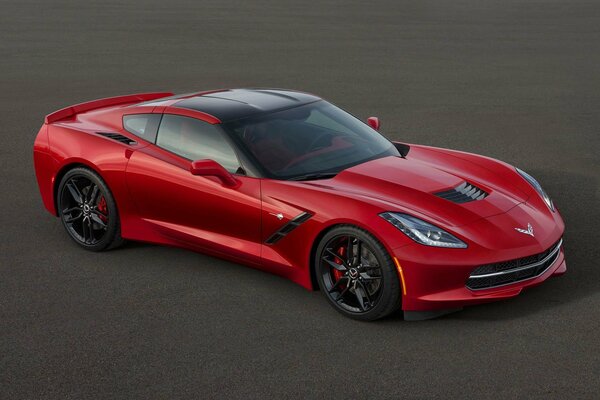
398;245;565;313
392;204;566;316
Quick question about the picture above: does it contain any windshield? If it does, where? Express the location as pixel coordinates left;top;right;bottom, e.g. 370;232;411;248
222;101;399;179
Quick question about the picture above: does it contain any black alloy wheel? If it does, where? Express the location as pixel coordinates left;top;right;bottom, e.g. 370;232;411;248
316;225;401;321
57;167;123;251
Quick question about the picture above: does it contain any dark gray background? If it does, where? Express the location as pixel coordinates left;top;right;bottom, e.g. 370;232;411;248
1;1;599;398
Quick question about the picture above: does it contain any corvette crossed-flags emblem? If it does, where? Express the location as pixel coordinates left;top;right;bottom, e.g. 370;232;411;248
515;223;535;237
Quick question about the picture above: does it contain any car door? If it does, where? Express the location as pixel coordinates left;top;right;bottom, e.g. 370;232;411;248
125;111;262;265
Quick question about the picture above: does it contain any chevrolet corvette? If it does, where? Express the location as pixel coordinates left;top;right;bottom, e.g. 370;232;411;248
33;88;566;320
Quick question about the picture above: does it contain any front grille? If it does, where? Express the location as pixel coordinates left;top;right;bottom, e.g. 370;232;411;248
466;239;563;290
97;132;137;145
435;182;488;204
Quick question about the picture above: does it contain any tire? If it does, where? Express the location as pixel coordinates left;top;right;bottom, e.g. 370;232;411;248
57;167;124;251
315;225;401;321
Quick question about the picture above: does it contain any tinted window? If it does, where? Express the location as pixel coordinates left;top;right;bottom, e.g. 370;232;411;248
123;114;161;142
156;114;241;173
222;101;398;179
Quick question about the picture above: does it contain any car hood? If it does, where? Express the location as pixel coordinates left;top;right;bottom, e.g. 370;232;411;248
304;154;530;227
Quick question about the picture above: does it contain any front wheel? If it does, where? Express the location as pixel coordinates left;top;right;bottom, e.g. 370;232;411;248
315;225;401;321
57;167;124;251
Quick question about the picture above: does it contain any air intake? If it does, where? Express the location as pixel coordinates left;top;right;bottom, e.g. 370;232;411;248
265;212;312;245
466;239;562;290
435;182;488;204
96;132;137;145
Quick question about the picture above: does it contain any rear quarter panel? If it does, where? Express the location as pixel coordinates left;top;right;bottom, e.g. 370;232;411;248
43;123;143;233
33;124;58;214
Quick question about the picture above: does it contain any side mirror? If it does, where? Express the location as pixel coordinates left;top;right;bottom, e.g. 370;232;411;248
190;159;239;188
367;116;380;131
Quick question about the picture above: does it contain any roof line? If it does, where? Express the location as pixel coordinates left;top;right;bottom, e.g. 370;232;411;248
216;99;322;123
200;95;250;105
246;89;302;102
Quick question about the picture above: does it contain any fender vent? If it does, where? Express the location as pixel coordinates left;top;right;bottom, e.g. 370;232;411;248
265;212;312;245
435;182;488;203
96;132;137;145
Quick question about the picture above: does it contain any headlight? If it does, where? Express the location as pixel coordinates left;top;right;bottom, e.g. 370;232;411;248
380;212;467;248
516;168;555;212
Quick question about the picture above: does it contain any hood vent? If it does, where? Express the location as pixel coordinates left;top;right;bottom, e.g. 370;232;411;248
97;132;137;145
435;181;488;203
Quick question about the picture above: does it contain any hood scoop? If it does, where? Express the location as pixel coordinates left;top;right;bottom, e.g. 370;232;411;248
435;181;488;204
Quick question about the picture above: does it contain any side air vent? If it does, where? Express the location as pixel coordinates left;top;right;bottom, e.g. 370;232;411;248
435;182;488;204
96;132;137;145
265;212;313;245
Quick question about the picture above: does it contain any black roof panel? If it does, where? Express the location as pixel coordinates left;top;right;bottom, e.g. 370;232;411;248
173;88;320;122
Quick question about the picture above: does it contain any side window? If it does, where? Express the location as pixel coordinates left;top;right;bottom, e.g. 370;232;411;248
123;114;161;142
156;114;241;173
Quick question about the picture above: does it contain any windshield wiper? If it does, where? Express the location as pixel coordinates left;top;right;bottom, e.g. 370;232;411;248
288;172;339;181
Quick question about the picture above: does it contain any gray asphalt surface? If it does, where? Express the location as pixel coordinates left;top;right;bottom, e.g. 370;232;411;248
1;1;599;398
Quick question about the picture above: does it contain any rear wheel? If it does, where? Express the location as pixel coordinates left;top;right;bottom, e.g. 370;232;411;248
57;167;124;251
315;225;401;321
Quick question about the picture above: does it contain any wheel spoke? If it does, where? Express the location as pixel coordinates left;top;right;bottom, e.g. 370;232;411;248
361;260;380;271
357;280;372;306
359;273;381;281
360;256;372;266
86;218;94;243
90;213;107;229
354;284;366;311
62;206;80;215
93;209;108;217
81;216;89;243
328;276;348;293
64;212;83;223
336;284;351;302
66;182;83;204
323;257;347;271
347;237;353;265
324;248;349;269
88;184;99;204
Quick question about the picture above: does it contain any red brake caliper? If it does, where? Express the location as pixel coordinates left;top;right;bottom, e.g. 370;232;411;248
97;196;108;222
332;246;346;282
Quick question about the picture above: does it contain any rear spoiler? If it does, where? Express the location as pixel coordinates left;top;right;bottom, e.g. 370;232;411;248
44;92;174;124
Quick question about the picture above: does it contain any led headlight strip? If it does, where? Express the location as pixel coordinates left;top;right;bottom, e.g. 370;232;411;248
380;212;467;248
516;168;555;212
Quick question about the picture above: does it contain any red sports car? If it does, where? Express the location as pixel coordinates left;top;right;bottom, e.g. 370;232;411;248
33;89;566;320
